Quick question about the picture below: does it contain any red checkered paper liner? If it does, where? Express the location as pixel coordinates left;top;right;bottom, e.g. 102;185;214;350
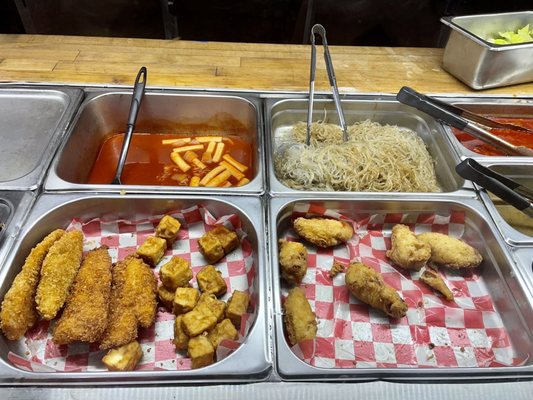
8;205;256;372
282;202;525;369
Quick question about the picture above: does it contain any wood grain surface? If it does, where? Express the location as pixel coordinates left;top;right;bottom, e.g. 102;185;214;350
1;34;533;95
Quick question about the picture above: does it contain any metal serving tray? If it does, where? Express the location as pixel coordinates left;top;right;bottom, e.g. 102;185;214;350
0;191;35;268
441;11;533;90
509;247;533;299
45;89;265;195
434;96;533;163
0;87;83;191
269;196;533;380
0;193;270;384
265;95;473;197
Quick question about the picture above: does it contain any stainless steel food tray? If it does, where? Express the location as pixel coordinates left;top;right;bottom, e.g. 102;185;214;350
0;193;270;384
509;247;533;299
44;89;265;195
269;196;533;380
433;96;533;163
0;87;83;191
265;95;473;197
441;11;533;90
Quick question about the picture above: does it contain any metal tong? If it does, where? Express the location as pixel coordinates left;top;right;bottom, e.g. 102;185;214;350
397;86;533;157
456;158;533;218
111;66;147;185
307;24;347;145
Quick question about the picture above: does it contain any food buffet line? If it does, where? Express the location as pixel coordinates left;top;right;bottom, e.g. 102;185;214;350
1;12;533;400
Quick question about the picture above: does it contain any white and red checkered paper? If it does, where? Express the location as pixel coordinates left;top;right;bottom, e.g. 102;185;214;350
8;205;256;372
282;203;525;369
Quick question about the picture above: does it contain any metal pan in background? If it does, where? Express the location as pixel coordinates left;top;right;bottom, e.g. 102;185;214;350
0;87;83;191
0;193;270;384
265;95;473;197
441;11;533;90
44;89;265;195
269;196;533;381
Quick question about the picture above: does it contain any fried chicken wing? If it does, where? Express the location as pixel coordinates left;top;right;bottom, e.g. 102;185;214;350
345;262;407;319
53;247;112;344
420;267;454;301
283;287;317;345
0;229;64;340
35;230;84;320
293;217;353;248
417;232;483;269
386;224;431;270
278;239;308;285
99;255;157;350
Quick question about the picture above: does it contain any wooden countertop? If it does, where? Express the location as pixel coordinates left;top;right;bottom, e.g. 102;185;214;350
1;33;533;95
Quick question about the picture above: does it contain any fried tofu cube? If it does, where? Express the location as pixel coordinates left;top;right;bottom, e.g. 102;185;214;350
181;303;218;337
173;287;200;315
155;215;181;245
196;265;227;297
136;236;167;266
157;284;175;311
159;256;193;290
210;225;239;253
188;335;214;369
197;292;226;322
198;234;225;263
225;290;249;329
102;341;143;371
207;318;238;349
173;314;189;351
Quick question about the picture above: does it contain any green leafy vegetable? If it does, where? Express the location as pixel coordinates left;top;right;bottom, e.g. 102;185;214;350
488;24;533;45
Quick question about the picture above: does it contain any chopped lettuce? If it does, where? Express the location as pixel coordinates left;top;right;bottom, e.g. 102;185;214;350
488;24;533;45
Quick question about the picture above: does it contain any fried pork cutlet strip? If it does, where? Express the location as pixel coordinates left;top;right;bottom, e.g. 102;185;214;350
417;232;483;269
345;262;407;319
0;229;65;340
293;217;353;248
99;255;157;350
283;287;317;346
420;267;454;301
278;239;308;285
53;247;112;344
386;224;431;271
35;230;84;320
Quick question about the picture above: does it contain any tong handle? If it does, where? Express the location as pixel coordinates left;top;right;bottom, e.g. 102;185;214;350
456;158;531;213
127;66;147;128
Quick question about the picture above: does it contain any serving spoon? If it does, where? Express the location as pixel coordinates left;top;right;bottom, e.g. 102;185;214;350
111;66;147;185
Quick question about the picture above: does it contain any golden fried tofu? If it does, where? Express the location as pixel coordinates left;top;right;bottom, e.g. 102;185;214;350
209;225;239;253
136;236;167;266
182;303;218;337
293;217;353;248
284;287;317;345
420;267;454;301
278;240;308;285
207;318;238;349
188;335;215;369
173;287;200;315
159;256;192;290
225;290;249;329
155;215;181;245
197;292;226;322
196;265;227;297
417;232;483;269
198;225;239;263
173;314;189;351
157;284;175;311
345;262;407;319
386;224;431;271
102;341;143;371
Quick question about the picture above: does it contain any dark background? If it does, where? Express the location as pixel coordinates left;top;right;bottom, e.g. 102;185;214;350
1;1;531;46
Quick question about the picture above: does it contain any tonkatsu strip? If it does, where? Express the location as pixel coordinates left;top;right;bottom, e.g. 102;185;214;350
53;247;113;344
35;230;84;320
99;255;157;350
0;229;65;340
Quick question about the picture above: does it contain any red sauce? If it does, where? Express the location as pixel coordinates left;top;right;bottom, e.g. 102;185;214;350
452;117;533;156
87;133;254;186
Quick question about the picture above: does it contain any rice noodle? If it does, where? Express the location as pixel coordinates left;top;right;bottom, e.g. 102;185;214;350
274;120;440;192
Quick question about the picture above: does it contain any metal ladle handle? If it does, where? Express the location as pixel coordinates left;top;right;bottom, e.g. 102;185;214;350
111;66;147;185
306;24;347;145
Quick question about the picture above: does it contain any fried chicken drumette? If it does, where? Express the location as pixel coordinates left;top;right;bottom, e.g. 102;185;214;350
293;217;353;248
278;239;308;285
283;287;317;345
386;224;431;270
417;232;483;269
